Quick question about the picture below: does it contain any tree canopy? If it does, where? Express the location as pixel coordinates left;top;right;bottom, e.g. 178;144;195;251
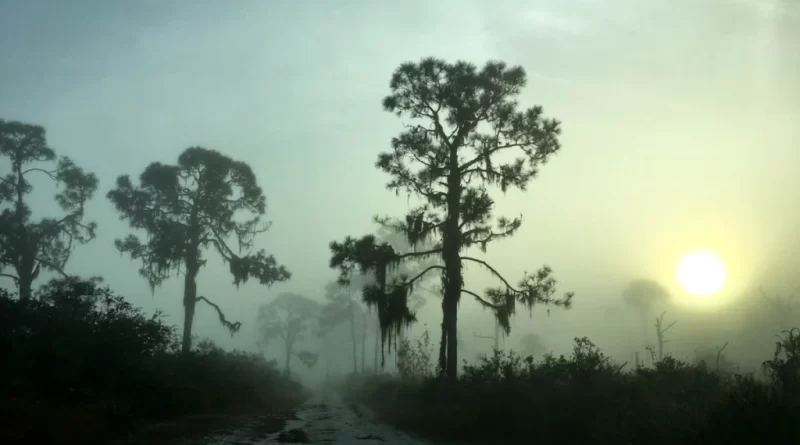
0;119;99;300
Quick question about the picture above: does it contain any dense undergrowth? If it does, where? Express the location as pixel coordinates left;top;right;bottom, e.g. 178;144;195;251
344;333;800;445
0;278;307;444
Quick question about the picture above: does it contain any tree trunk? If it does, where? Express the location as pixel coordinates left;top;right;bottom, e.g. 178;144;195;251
14;163;35;301
438;311;447;376
373;318;379;373
285;341;292;376
361;311;366;373
493;318;500;351
18;268;33;301
442;162;463;381
444;297;459;379
349;309;358;373
181;270;198;354
181;213;202;355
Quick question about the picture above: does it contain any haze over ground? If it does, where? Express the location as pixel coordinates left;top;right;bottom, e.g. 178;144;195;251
1;0;798;370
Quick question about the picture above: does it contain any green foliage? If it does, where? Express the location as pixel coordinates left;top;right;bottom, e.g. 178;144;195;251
346;335;800;445
0;279;305;444
107;147;289;291
329;234;423;364
0;119;98;300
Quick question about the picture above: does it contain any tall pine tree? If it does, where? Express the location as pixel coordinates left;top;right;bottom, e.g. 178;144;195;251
375;58;574;379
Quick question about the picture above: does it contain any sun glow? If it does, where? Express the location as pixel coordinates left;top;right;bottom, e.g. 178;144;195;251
676;250;727;296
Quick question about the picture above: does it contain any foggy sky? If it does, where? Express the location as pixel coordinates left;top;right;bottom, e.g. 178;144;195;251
1;0;798;358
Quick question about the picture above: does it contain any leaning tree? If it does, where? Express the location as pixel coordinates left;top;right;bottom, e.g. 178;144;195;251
108;147;290;353
372;57;574;379
0;119;98;300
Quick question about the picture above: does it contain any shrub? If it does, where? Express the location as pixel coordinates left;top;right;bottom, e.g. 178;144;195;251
0;278;306;444
345;335;800;445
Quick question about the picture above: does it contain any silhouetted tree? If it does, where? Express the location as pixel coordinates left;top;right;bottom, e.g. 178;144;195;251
374;57;574;379
0;120;98;300
622;279;670;347
256;292;321;376
107;147;290;353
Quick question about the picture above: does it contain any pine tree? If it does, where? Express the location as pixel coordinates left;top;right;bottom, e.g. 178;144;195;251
107;146;290;353
374;58;574;379
0;120;98;299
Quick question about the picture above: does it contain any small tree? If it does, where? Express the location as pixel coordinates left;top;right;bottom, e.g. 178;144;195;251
255;292;321;376
107;147;290;353
374;57;573;379
0;120;98;300
622;279;669;347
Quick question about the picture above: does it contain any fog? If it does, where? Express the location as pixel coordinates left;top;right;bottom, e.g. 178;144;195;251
1;0;798;385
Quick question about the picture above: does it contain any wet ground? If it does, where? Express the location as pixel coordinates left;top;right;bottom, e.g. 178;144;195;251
123;393;432;445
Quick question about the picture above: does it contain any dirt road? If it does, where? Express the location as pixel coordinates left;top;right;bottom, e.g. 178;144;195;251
169;393;432;445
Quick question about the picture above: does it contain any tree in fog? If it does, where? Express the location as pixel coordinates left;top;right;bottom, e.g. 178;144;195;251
373;57;574;379
0;120;98;300
519;332;547;358
108;147;290;353
329;227;438;371
255;292;321;376
320;280;365;373
329;234;422;368
622;279;670;347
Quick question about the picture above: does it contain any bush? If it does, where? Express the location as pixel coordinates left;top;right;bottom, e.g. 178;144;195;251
345;335;800;445
0;278;306;444
396;329;434;380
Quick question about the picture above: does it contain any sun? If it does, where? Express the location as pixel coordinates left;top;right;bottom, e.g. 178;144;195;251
676;250;727;296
